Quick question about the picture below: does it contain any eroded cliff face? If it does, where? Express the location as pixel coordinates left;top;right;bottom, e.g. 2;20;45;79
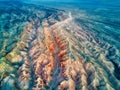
0;2;120;90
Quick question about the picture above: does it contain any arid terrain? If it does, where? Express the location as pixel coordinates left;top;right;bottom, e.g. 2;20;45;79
0;1;120;90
